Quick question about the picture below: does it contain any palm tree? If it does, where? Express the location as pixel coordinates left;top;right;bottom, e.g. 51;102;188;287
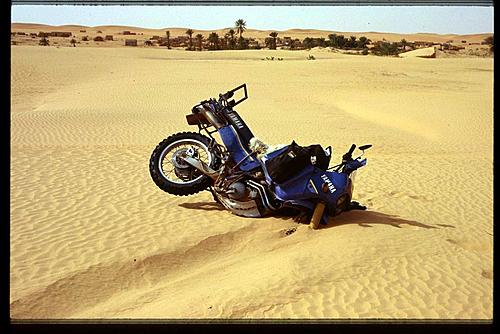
166;30;171;49
186;29;194;50
235;19;246;39
208;32;220;50
195;33;203;51
222;33;229;50
269;31;278;50
227;29;236;49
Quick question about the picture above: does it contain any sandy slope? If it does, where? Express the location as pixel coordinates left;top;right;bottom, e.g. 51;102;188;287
10;46;493;319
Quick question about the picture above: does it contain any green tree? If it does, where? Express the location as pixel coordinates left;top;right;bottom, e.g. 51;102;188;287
166;30;171;49
195;33;203;51
237;37;249;50
208;32;220;50
269;31;278;50
235;19;247;39
372;41;400;56
227;29;236;49
186;29;194;50
400;39;408;51
484;36;493;52
328;33;337;48
357;36;370;49
348;36;357;48
303;37;314;49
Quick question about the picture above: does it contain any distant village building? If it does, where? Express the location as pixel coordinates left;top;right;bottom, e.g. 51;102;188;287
151;35;160;40
144;40;153;46
123;31;136;35
105;35;114;41
80;30;86;33
16;32;26;35
125;39;138;46
38;32;49;37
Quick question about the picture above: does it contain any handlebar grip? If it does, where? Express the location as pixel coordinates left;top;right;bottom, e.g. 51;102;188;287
347;144;356;155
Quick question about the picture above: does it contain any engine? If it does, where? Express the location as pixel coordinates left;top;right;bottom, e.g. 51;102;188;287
215;179;279;218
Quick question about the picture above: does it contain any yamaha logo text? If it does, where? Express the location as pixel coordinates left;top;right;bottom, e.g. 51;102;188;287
321;174;337;193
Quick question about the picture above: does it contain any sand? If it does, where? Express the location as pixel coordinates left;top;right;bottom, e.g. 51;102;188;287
10;42;493;319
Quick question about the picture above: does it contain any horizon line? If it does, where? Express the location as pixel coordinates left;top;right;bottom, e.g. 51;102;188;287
11;22;494;36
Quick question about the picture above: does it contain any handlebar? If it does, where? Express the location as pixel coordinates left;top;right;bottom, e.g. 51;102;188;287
347;144;356;155
216;84;248;108
342;144;356;162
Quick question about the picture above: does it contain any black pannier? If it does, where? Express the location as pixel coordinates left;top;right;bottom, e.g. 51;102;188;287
265;141;330;184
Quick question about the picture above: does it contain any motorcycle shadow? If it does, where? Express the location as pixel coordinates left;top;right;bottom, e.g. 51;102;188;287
178;201;226;211
325;210;439;230
177;201;444;230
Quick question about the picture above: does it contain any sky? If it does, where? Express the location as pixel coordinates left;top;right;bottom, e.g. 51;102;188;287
11;5;494;35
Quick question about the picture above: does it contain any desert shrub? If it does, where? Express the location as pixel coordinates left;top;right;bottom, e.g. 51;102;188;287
39;37;49;46
307;54;315;60
362;48;369;55
484;36;494;52
371;41;400;56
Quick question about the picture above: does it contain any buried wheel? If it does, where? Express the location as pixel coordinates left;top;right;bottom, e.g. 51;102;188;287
149;132;220;196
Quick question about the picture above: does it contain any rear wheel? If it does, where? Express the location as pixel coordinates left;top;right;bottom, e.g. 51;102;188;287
149;132;219;196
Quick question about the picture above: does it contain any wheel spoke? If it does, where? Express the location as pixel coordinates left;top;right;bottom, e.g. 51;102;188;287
157;139;214;185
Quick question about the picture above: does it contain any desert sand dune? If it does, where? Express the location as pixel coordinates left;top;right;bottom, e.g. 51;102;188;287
10;45;492;319
398;46;436;58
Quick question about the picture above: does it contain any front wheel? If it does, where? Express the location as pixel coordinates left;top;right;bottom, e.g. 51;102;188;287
149;132;220;196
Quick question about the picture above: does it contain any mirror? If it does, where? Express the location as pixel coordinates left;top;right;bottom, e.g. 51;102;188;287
324;146;332;157
359;144;372;151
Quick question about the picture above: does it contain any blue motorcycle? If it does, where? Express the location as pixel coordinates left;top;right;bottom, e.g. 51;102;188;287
149;84;371;228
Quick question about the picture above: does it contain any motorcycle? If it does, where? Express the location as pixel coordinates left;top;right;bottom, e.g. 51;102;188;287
149;84;371;229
